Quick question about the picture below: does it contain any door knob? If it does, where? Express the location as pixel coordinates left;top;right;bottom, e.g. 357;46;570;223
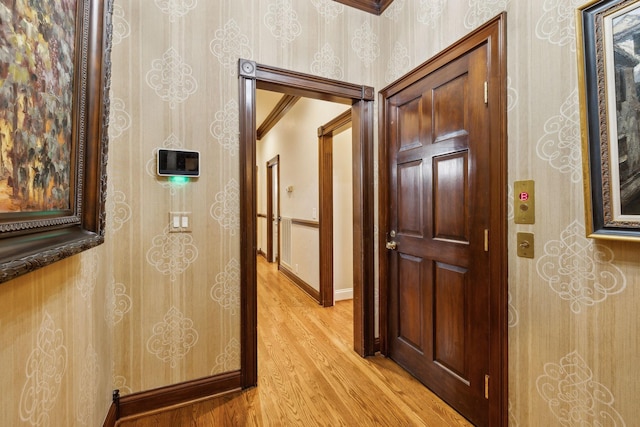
386;241;397;250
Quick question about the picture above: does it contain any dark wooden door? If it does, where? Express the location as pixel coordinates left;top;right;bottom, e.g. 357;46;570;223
386;43;491;426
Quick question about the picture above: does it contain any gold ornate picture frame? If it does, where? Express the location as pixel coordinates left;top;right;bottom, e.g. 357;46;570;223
577;0;640;241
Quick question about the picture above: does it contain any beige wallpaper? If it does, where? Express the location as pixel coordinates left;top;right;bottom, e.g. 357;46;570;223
1;0;639;425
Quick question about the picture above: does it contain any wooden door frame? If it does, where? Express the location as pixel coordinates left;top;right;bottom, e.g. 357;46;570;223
318;110;352;307
266;155;280;264
239;59;376;388
378;14;508;426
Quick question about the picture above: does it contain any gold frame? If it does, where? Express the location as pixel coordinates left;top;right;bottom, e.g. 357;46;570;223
577;0;640;241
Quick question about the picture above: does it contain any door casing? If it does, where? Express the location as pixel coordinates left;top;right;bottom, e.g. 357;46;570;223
239;60;376;388
378;13;508;426
319;110;353;307
266;155;279;264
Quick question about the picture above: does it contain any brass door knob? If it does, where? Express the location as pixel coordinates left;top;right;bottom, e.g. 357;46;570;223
386;241;397;250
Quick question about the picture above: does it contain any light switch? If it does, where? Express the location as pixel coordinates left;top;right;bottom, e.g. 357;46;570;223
169;212;192;232
514;180;535;224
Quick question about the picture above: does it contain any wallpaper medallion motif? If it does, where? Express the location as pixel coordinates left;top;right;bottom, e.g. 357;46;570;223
508;291;519;327
146;226;199;281
464;0;510;29
385;41;411;84
106;185;132;235
145;48;198;109
210;179;240;236
108;96;131;140
264;0;302;47
76;345;99;426
418;0;445;27
111;4;130;45
19;313;67;426
536;89;582;183
508;400;519;426
105;278;132;327
536;221;627;313
507;184;515;221
507;76;519;112
210;99;239;157
154;0;197;22
210;20;253;76
310;0;344;23
310;43;344;80
536;350;626;426
77;250;99;302
146;306;199;368
211;338;240;375
535;0;583;51
112;364;132;395
382;0;405;22
352;21;380;68
210;258;240;315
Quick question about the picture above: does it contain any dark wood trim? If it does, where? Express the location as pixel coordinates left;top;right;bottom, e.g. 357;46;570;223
266;155;280;263
257;95;300;140
351;98;376;357
378;13;508;426
239;59;376;390
257;213;267;259
102;402;118;427
318;109;352;308
332;0;395;15
115;371;242;421
238;63;258;388
279;264;321;303
250;62;375;103
291;218;320;228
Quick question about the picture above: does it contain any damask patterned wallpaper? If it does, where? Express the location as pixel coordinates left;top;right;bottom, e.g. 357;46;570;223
0;0;639;425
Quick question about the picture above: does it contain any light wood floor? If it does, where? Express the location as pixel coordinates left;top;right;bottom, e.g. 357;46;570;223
117;257;472;426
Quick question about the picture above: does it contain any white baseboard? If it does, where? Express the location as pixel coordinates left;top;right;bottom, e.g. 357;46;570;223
334;288;353;301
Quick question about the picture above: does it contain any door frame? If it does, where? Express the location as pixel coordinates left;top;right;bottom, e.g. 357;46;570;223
318;110;352;307
239;59;376;388
378;14;508;426
266;155;280;264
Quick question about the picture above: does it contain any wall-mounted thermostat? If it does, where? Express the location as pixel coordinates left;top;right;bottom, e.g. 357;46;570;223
157;149;200;177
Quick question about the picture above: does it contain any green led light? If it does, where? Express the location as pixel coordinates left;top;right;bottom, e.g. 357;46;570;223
169;176;190;184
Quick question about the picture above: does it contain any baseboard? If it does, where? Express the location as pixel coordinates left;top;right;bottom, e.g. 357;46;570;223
257;249;266;258
104;370;242;425
334;288;353;301
102;400;118;427
279;264;321;303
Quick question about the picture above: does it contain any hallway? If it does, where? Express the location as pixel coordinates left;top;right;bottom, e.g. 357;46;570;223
117;257;471;426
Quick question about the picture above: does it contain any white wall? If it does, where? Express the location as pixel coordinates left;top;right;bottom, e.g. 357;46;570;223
333;128;354;301
256;96;350;292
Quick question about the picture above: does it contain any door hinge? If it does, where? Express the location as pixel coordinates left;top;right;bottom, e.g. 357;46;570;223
484;229;489;252
485;375;490;399
484;81;488;104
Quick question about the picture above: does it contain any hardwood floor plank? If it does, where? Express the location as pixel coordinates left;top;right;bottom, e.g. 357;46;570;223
117;258;472;426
